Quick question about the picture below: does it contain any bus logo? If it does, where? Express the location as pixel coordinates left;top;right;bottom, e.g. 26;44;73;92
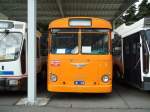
51;60;60;67
71;63;87;69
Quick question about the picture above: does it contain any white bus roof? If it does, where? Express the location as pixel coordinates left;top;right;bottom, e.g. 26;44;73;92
0;20;26;33
114;18;150;38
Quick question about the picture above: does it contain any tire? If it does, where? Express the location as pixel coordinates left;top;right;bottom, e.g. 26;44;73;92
113;66;121;82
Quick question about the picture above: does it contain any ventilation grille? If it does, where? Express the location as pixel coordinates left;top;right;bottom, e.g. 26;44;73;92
14;24;23;29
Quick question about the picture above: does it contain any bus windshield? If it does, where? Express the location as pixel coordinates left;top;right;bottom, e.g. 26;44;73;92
51;33;78;54
51;29;110;55
0;33;22;61
81;33;109;54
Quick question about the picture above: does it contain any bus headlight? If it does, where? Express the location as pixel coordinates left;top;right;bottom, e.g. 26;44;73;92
50;74;57;82
102;75;109;83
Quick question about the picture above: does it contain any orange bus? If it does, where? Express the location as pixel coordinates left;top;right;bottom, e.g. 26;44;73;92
47;17;112;93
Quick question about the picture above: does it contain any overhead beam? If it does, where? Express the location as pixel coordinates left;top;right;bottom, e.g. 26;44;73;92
62;3;122;7
1;10;116;16
0;3;121;9
0;0;126;5
1;11;59;15
0;7;121;12
15;14;113;19
56;0;64;17
64;0;125;4
65;11;116;15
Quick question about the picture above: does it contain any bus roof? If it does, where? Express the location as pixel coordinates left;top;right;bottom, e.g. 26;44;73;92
48;17;112;29
114;17;150;38
0;20;26;34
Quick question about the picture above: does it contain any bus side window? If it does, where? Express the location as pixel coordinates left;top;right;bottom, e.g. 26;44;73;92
142;44;149;74
40;34;48;56
141;35;149;74
21;40;26;74
125;44;130;55
48;32;51;53
36;38;40;58
113;33;121;55
132;43;136;54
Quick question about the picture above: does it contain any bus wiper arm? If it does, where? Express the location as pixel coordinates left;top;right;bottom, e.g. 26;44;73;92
5;29;9;34
0;30;9;41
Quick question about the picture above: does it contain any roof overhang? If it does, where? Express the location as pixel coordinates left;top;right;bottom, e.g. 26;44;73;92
0;0;137;25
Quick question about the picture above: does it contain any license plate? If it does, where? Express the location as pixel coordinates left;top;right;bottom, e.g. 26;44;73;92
9;80;18;86
74;81;85;85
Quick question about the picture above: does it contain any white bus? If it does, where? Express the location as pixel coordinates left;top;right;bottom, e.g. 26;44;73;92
0;20;45;91
113;17;150;90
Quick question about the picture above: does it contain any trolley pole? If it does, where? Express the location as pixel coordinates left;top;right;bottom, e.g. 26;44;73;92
27;0;37;104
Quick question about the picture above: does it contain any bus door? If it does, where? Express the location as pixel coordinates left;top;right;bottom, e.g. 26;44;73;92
123;32;141;86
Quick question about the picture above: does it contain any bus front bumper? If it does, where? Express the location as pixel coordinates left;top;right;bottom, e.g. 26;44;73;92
0;78;26;91
48;84;112;93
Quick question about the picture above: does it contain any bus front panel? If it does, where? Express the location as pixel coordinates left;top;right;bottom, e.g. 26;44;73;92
47;28;112;93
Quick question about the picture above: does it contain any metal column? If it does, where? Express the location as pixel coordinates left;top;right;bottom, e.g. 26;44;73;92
27;0;37;104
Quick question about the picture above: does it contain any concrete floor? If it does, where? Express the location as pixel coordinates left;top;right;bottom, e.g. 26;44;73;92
0;83;150;112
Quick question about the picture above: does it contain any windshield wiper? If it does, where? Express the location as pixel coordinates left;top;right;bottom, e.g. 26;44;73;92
0;30;9;41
